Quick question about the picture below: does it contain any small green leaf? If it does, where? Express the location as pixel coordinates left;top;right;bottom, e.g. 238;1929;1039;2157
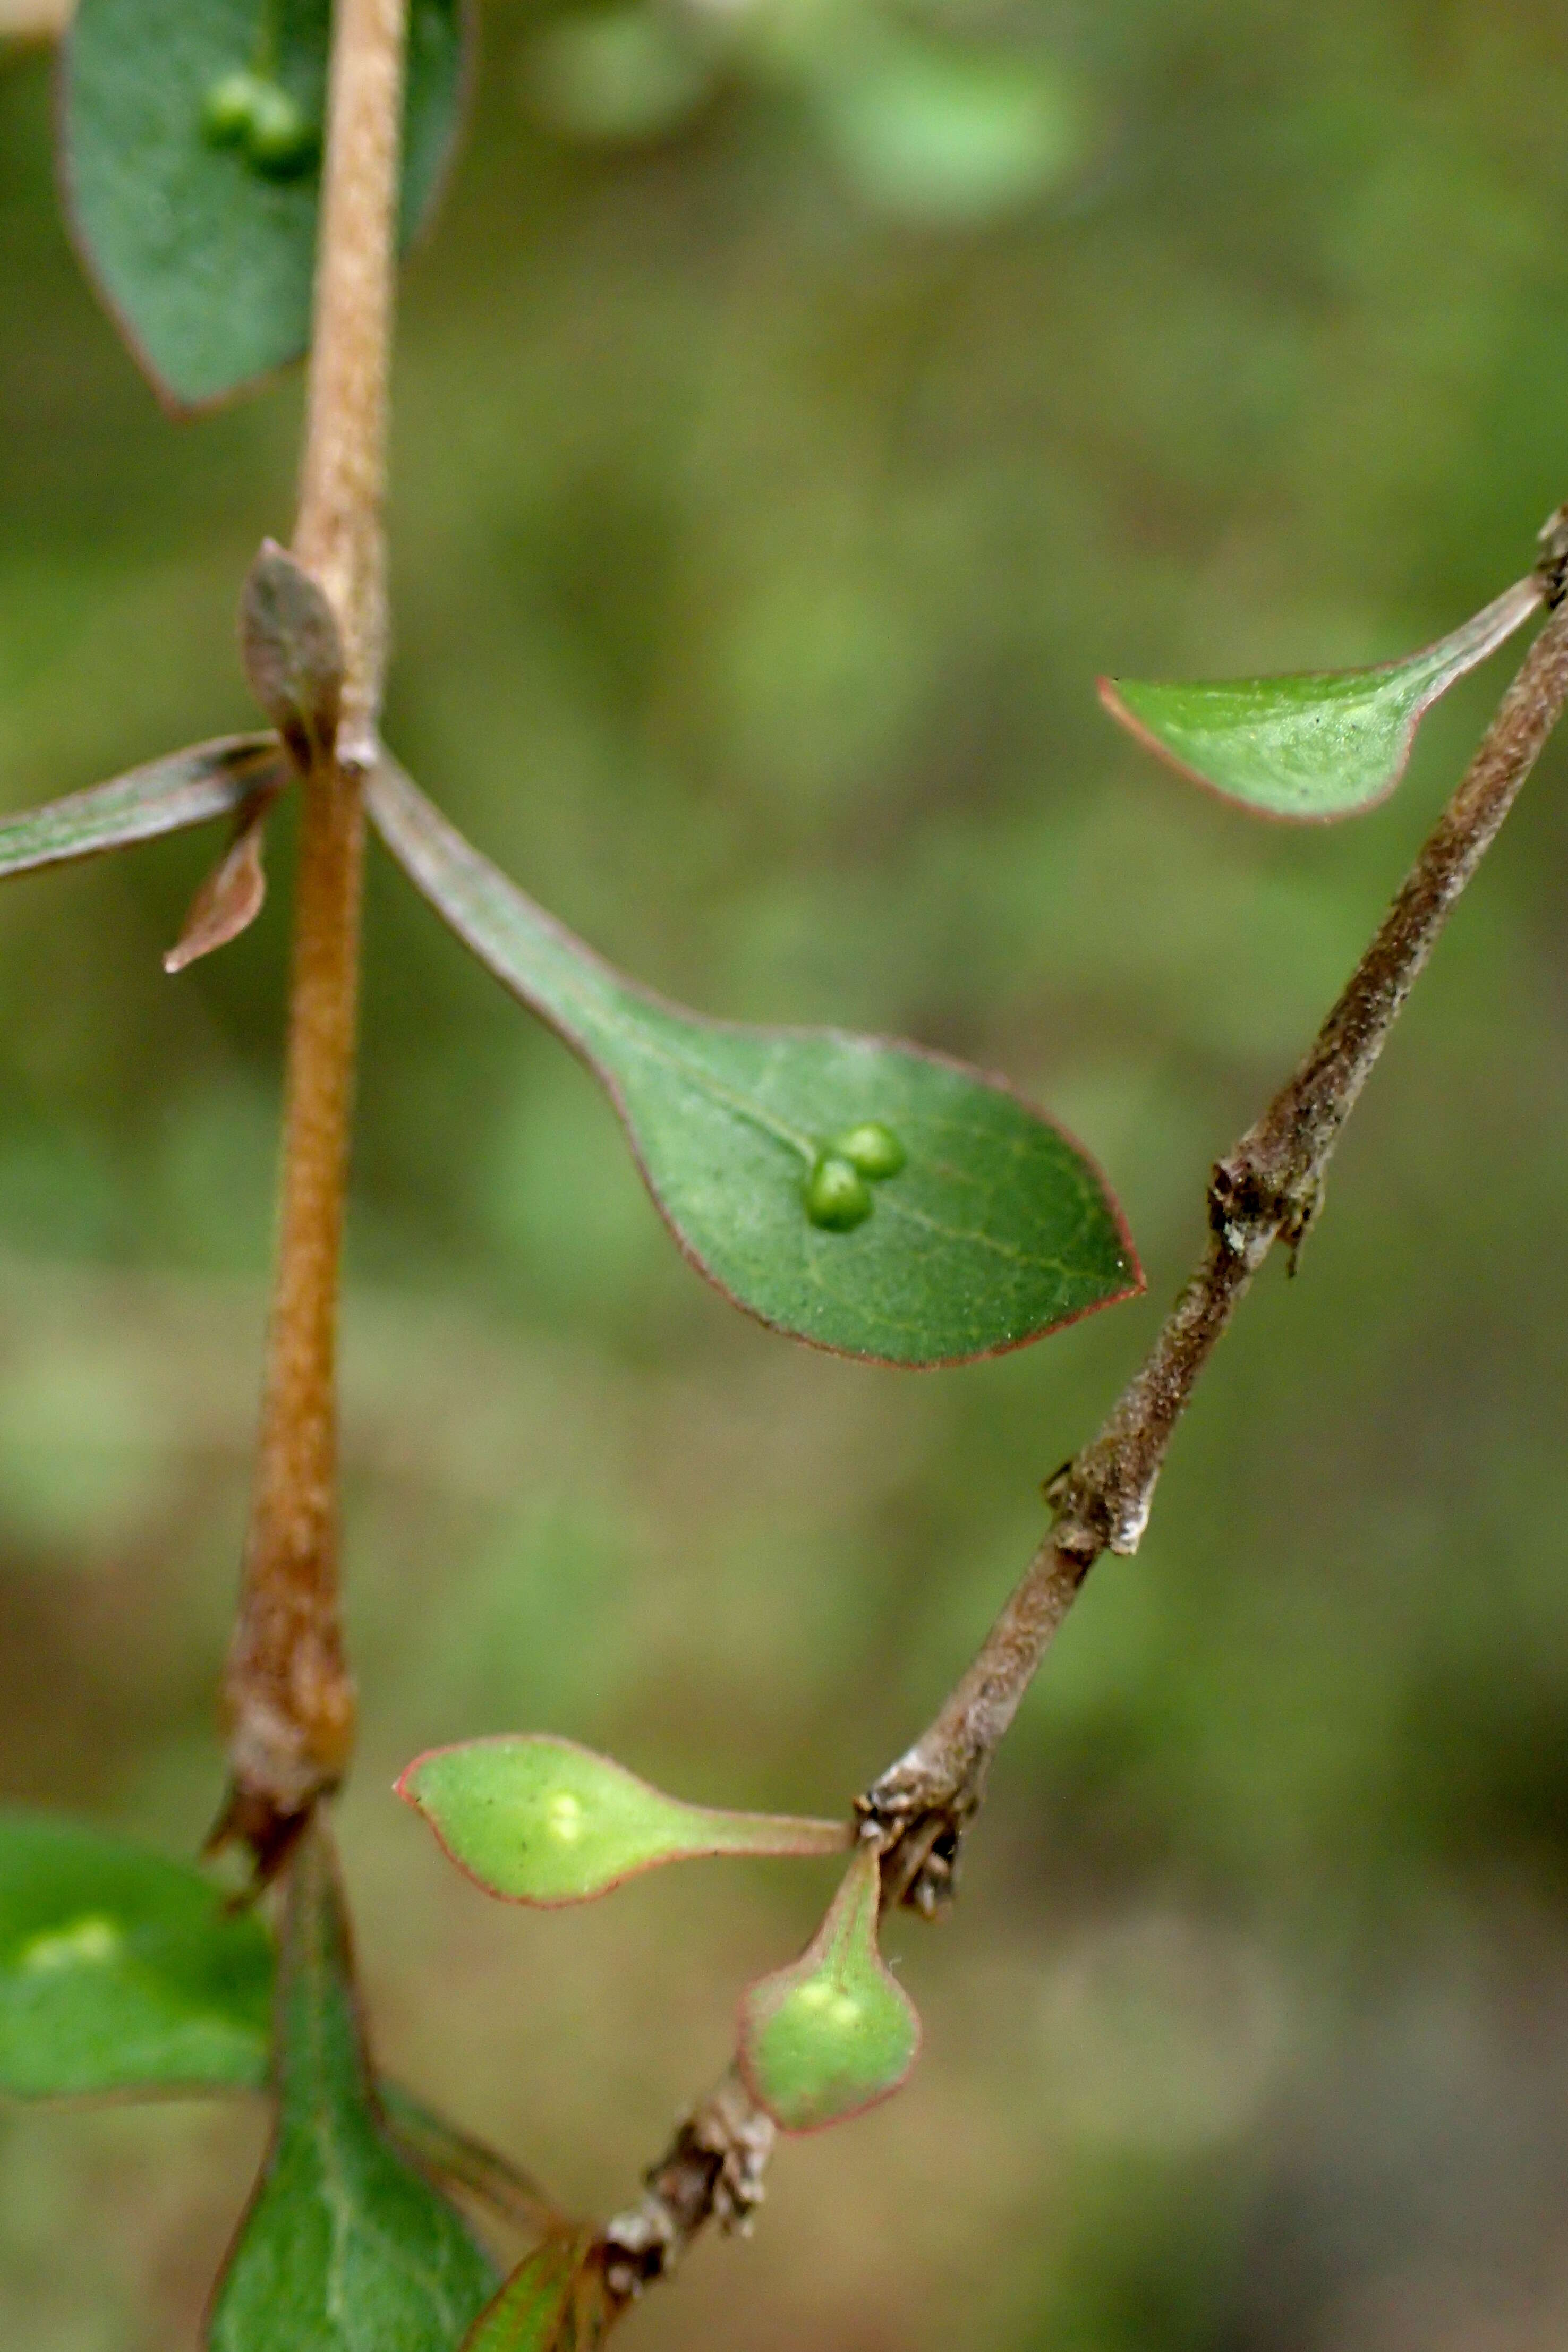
738;1845;919;2133
1099;578;1541;820
0;736;284;884
368;759;1140;1365
207;1821;496;2352
459;2234;604;2352
63;0;468;410
0;1811;271;2100
398;1735;849;1907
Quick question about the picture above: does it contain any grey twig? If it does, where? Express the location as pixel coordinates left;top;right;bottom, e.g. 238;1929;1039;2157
861;537;1568;1909
587;516;1568;2293
596;2067;774;2309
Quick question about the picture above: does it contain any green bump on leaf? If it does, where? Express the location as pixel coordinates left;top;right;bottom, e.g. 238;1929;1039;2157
0;737;286;884
804;1152;873;1232
201;69;266;148
367;759;1140;1365
398;1735;849;1907
831;1120;907;1180
459;2232;603;2352
1099;577;1543;820
0;1811;271;2100
738;1845;920;2133
242;80;320;180
63;0;468;409
207;1822;496;2352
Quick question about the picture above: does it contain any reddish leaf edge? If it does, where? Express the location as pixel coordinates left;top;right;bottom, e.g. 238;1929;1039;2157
1098;574;1543;826
735;1846;923;2137
396;1733;853;1910
365;757;1145;1369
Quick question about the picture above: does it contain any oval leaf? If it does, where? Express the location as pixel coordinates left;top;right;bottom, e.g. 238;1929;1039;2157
399;1735;849;1907
0;1811;271;2099
207;1822;496;2351
63;0;468;410
1099;578;1541;820
0;736;284;883
737;1845;919;2133
459;2233;605;2352
368;759;1140;1365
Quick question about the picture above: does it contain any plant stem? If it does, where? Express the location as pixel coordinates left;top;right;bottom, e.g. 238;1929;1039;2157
599;2067;774;2306
216;0;408;1872
861;585;1568;1906
593;553;1568;2296
293;0;405;765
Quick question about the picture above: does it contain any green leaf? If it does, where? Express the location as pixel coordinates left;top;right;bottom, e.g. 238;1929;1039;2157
458;2234;604;2352
399;1735;849;1908
737;1845;919;2133
368;759;1140;1365
0;736;284;883
207;1822;496;2352
62;0;468;409
0;1811;271;2100
1098;578;1541;820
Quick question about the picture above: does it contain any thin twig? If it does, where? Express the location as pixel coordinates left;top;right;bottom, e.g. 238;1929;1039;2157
592;529;1568;2301
862;567;1568;1907
214;0;408;1876
598;2067;774;2308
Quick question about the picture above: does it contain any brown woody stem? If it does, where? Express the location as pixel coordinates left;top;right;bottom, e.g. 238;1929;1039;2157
860;574;1568;1907
216;0;408;1873
598;2066;775;2306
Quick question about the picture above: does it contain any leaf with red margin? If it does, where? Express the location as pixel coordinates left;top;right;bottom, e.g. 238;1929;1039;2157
738;1845;920;2133
1100;577;1541;821
399;1735;849;1908
367;757;1141;1366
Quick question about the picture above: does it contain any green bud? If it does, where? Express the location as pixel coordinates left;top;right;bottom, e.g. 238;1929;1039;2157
201;70;266;149
830;1121;907;1181
244;82;319;178
804;1154;873;1232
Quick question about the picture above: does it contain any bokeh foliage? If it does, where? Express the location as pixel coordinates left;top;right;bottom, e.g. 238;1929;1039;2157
4;0;1568;2345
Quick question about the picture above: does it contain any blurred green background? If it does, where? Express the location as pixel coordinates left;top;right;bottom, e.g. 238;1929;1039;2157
6;0;1568;2342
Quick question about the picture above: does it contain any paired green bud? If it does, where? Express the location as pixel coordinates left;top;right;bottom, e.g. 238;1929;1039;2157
201;72;319;180
803;1120;908;1232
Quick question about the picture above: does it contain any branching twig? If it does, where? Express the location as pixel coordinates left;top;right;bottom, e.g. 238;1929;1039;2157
862;560;1568;1910
599;531;1568;2299
214;0;408;1876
